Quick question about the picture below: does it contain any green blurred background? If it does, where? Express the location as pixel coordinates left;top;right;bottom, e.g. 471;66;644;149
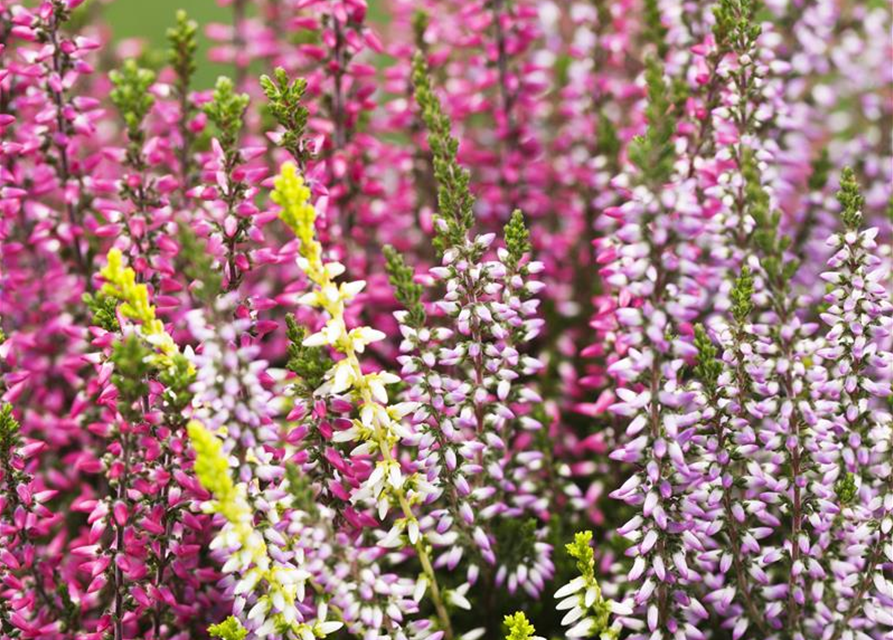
104;0;229;88
102;0;387;89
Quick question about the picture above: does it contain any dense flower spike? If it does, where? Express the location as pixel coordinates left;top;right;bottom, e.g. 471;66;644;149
189;419;342;639
0;0;891;638
99;248;185;372
273;161;455;639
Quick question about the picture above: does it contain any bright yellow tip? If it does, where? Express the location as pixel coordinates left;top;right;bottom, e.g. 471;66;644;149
100;248;158;328
272;162;324;282
99;248;183;369
504;612;538;640
188;420;236;504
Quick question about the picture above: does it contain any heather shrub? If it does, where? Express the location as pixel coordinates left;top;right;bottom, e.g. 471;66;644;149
0;1;890;639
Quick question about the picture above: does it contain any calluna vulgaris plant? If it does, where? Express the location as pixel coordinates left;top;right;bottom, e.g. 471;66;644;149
0;0;890;639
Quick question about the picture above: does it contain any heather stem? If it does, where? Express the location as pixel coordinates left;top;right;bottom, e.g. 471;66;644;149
151;447;179;637
48;7;87;274
686;51;725;181
168;9;198;205
648;359;671;629
326;8;357;241
341;321;455;640
330;12;347;152
763;272;807;636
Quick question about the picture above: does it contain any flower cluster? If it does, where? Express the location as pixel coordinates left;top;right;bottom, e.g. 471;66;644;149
272;161;457;638
0;0;891;638
188;419;338;639
597;3;893;635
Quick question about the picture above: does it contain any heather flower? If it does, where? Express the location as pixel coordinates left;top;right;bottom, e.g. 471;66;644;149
99;248;187;374
272;161;455;638
0;0;891;637
808;169;893;637
386;53;560;600
95;247;216;638
166;10;200;198
202;76;256;293
186;297;277;455
188;419;340;639
0;402;61;637
602;53;713;636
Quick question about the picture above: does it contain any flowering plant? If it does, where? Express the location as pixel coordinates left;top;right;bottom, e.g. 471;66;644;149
0;0;890;639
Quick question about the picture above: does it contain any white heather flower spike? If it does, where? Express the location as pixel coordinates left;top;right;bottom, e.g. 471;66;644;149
274;163;454;639
387;204;563;594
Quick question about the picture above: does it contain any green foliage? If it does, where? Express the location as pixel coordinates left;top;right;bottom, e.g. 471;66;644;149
167;10;198;91
61;0;91;33
411;51;475;254
744;149;798;287
205;76;250;160
835;472;857;506
563;530;620;639
642;0;668;58
503;209;531;271
285;315;333;393
713;0;762;136
628;57;676;186
177;224;222;302
55;582;80;633
383;245;426;328
730;266;755;324
110;335;152;422
285;463;319;516
744;150;770;233
158;352;195;415
693;324;722;393
83;292;120;332
110;60;157;142
208;616;248;640
0;404;21;459
670;76;691;114
713;0;762;52
261;68;311;165
110;59;162;211
412;10;430;50
592;0;611;35
494;518;540;571
205;76;250;220
836;167;864;231
167;10;199;187
596;113;621;162
565;530;595;582
0;404;24;516
808;149;832;192
553;54;574;88
504;612;538;640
